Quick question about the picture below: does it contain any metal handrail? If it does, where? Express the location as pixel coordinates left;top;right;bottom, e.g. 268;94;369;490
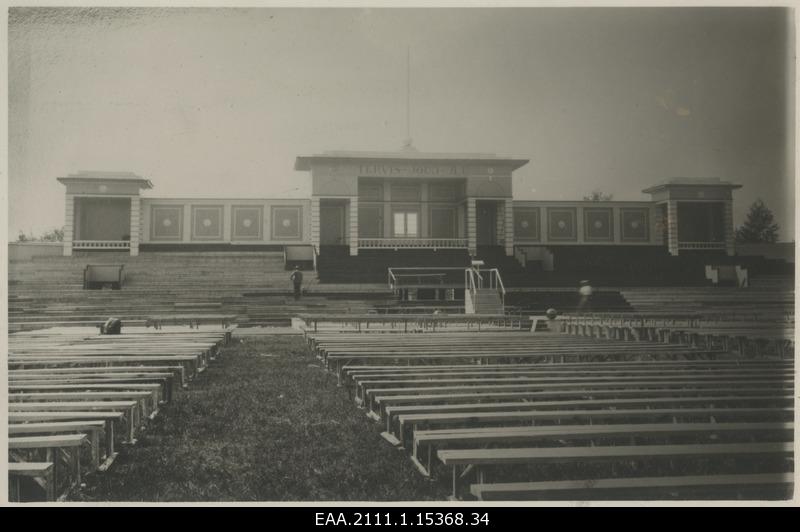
493;268;506;306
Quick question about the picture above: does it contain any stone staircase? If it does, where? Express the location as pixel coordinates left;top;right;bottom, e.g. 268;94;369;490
8;251;398;332
467;288;504;315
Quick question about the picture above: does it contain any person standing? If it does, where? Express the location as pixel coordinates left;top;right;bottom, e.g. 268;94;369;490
290;265;304;300
578;280;593;312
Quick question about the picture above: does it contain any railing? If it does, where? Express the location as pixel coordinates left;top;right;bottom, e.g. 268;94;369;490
312;245;318;272
359;238;468;249
464;267;480;314
464;266;506;312
73;240;130;250
388;267;465;290
678;241;726;250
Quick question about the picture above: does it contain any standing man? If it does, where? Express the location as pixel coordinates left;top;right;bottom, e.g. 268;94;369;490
578;279;593;312
290;265;304;300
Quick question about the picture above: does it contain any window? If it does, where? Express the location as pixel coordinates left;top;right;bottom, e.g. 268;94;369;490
393;211;418;237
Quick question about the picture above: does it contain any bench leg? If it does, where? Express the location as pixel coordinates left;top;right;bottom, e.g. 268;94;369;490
9;475;20;502
90;429;101;471
45;466;55;501
100;420;118;471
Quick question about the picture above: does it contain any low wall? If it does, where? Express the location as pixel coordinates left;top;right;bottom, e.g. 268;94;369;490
736;242;795;262
8;242;63;261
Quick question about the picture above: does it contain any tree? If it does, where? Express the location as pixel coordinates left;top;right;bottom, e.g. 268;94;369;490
583;189;614;201
14;227;64;243
735;199;779;243
40;227;64;242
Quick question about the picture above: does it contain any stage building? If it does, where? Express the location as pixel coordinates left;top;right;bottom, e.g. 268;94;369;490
56;151;741;263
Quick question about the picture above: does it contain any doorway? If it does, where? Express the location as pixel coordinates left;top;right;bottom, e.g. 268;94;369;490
320;204;345;245
476;201;497;246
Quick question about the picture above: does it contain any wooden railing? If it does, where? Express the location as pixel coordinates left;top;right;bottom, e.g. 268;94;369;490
73;240;130;250
358;238;468;249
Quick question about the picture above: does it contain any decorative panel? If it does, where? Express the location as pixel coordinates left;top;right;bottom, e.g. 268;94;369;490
150;205;184;241
429;183;458;202
232;206;263;240
358;183;383;202
391;184;421;202
358;206;383;238
272;206;303;240
547;207;577;241
191;205;224;240
514;207;540;240
620;208;650;241
430;207;456;238
584;208;613;241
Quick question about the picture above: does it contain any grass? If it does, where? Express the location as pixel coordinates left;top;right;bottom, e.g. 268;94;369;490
74;335;449;502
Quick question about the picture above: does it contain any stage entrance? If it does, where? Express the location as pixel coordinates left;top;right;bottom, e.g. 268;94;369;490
476;201;498;246
320;201;346;246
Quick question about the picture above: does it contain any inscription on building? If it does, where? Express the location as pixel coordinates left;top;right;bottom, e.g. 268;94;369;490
357;164;471;177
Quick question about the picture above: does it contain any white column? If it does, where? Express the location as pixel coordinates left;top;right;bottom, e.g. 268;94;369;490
63;194;74;256
667;200;679;256
130;196;141;256
310;197;320;250
349;196;359;256
723;199;735;256
467;198;477;256
504;199;514;256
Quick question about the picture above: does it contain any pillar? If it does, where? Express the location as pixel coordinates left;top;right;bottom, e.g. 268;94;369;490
63;194;74;256
504;199;514;256
666;200;679;256
723;199;735;256
310;197;321;251
349;196;359;256
130;196;141;256
467;198;477;256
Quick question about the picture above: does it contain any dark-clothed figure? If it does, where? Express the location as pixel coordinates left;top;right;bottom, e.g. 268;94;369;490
578;280;593;312
290;266;303;300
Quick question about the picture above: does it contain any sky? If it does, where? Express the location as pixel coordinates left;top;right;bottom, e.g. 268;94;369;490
6;6;795;241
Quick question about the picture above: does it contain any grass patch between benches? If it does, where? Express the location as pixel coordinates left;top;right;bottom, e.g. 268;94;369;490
74;335;448;501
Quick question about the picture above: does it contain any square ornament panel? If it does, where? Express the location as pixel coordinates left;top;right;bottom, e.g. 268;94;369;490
514;208;540;240
272;206;303;240
232;206;263;240
151;205;184;240
621;208;650;241
584;208;613;241
547;208;577;241
192;205;224;240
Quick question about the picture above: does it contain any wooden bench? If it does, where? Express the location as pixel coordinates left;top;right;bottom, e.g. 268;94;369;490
7;411;125;454
10;390;157;420
83;264;125;290
9;434;89;499
10;366;184;389
145;314;237;330
412;421;793;476
8;401;140;443
388;405;794;449
469;472;794;500
8;462;55;502
8;354;203;381
369;384;791;420
10;382;166;407
438;441;793;499
353;371;792;405
379;393;794;438
9;420;112;471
